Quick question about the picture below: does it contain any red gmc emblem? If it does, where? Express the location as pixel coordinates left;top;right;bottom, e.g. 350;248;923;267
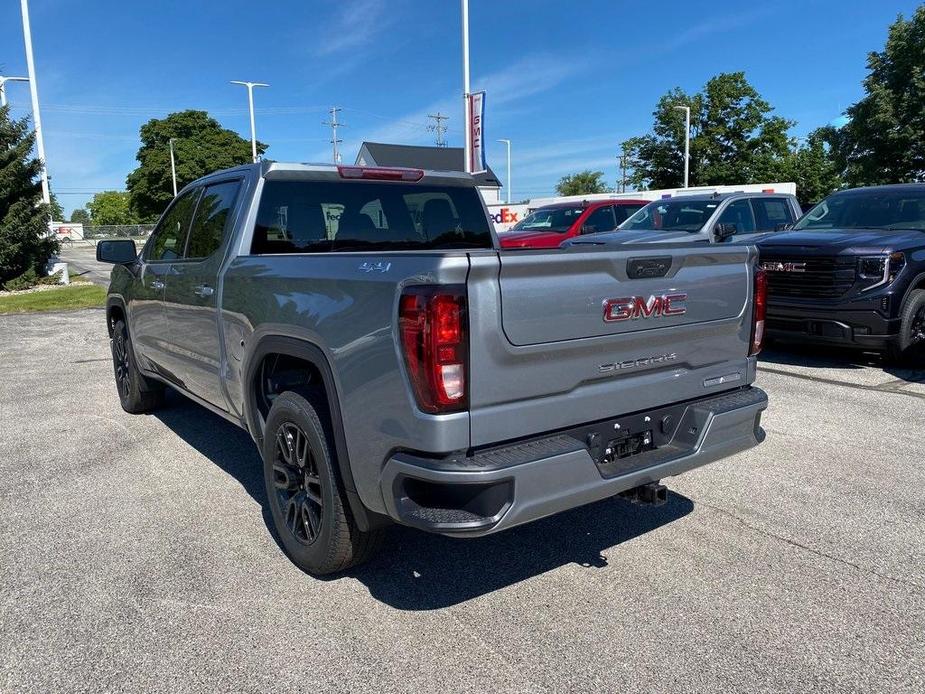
603;293;688;322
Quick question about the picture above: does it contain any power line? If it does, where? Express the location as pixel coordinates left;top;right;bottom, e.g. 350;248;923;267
322;106;345;163
426;112;449;147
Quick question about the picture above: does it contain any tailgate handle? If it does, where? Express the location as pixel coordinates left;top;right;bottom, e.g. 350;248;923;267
627;256;672;279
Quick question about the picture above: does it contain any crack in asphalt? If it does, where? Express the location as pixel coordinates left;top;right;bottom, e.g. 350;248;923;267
698;500;924;593
759;365;925;401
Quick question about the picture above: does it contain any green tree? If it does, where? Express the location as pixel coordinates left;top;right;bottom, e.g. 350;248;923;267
624;73;793;189
827;7;925;185
555;170;611;196
86;190;138;226
0;104;57;286
126;110;265;221
69;208;91;224
49;192;64;221
784;130;844;208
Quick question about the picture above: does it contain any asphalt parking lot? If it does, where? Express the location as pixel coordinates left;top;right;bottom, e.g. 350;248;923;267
1;309;923;693
60;243;118;286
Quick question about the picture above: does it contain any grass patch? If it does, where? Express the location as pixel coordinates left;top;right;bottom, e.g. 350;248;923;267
0;284;107;314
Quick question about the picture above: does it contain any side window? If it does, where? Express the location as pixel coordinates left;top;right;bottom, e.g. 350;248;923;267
185;180;242;259
146;189;199;261
751;198;794;232
582;206;617;233
717;199;756;235
614;204;644;224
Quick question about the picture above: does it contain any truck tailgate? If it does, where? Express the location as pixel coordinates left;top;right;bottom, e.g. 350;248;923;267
467;245;758;446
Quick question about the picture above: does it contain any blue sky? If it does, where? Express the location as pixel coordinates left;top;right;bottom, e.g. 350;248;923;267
1;0;921;216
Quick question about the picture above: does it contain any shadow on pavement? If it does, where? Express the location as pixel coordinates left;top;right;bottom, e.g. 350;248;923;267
153;390;695;610
760;343;925;383
345;492;693;610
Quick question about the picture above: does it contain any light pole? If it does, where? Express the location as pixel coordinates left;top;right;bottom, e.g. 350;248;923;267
497;139;511;204
461;0;471;173
230;80;268;163
20;0;50;205
674;104;690;188
168;138;178;196
0;75;29;108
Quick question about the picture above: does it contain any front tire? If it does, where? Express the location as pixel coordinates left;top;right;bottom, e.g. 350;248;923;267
111;319;165;413
262;390;382;575
886;289;925;365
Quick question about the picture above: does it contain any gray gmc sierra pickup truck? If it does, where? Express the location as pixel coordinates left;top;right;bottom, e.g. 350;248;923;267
98;161;769;575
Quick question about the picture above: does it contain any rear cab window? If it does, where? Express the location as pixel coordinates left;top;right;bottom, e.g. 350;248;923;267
251;180;493;253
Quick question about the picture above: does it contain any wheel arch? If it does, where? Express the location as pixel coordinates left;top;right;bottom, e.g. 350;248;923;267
105;295;128;338
242;335;382;532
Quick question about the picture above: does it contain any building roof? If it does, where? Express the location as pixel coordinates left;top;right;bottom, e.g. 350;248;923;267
356;142;501;188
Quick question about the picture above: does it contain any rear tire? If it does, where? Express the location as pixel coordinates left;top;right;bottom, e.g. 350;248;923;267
886;289;925;365
262;389;382;575
111;319;165;413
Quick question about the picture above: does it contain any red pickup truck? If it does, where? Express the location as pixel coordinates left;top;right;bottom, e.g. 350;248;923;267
499;199;648;249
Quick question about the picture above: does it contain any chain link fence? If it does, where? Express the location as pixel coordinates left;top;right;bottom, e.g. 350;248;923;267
82;225;155;240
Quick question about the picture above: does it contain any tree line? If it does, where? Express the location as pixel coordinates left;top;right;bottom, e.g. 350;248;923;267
557;7;925;207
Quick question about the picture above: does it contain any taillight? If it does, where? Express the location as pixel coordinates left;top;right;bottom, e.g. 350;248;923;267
399;286;468;413
749;266;767;356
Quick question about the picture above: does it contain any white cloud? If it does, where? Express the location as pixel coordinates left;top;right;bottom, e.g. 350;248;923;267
313;0;393;56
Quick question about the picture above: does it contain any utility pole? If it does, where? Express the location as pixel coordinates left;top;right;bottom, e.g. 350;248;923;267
20;0;50;205
230;80;268;163
0;75;29;108
674;104;691;188
497;139;512;204
617;148;628;193
168;138;178;197
322;107;345;163
461;0;471;173
427;112;449;147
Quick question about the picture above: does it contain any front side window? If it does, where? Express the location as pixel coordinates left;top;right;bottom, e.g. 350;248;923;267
621;199;719;232
186;180;242;259
510;206;585;233
146;189;200;261
794;189;925;231
582;206;617;233
251;180;492;253
717;199;756;235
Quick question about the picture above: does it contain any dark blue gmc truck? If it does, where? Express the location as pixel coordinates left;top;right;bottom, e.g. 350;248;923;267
758;184;925;362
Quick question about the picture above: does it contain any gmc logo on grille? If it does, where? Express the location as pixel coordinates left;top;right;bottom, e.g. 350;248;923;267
603;294;688;322
761;261;806;273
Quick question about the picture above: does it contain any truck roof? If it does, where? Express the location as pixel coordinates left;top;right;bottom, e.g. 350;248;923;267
188;161;480;190
834;183;925;195
658;191;795;203
534;198;648;210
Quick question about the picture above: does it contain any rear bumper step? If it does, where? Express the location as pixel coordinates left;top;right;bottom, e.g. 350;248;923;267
380;386;768;536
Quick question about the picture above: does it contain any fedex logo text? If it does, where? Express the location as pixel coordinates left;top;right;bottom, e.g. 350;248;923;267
490;208;520;224
602;293;688;322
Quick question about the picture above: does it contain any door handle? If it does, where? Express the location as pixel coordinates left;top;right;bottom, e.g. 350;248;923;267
150;280;165;290
193;284;214;298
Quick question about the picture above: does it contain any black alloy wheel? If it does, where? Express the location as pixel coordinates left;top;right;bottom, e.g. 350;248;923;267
110;318;164;413
112;326;132;400
261;390;384;574
911;304;925;346
273;422;324;545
